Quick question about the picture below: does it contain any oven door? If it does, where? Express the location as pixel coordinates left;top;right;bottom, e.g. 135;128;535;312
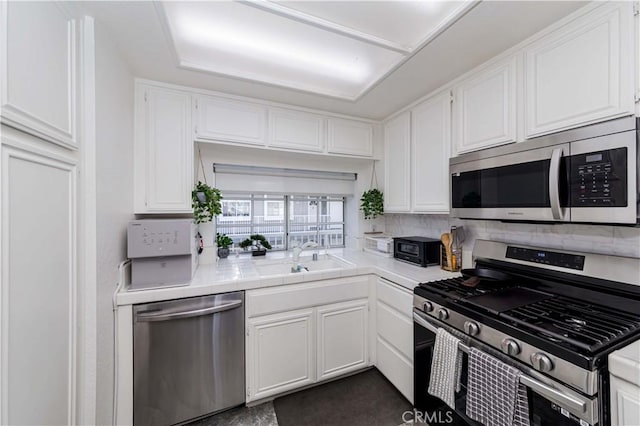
394;239;422;265
450;143;570;222
413;310;599;426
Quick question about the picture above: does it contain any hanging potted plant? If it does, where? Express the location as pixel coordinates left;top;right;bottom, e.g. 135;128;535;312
360;161;384;227
360;188;384;220
216;233;233;259
192;180;222;224
239;234;272;257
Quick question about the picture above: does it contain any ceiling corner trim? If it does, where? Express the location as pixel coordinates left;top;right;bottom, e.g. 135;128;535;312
239;0;411;54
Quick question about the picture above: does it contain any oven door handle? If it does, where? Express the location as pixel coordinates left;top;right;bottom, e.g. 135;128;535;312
413;311;588;414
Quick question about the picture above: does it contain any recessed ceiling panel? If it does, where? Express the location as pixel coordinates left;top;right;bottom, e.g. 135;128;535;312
281;1;469;50
162;1;407;99
160;0;472;100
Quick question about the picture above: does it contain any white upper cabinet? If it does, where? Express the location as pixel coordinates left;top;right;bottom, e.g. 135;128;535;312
453;56;517;154
135;85;193;213
327;118;373;157
268;108;325;152
383;111;411;213
411;92;451;213
194;95;266;146
524;2;635;138
1;2;78;149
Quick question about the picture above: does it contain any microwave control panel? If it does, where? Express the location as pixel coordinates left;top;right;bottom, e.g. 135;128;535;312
570;147;627;207
128;219;194;258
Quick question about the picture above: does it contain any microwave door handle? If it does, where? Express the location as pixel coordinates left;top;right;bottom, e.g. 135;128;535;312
549;148;564;220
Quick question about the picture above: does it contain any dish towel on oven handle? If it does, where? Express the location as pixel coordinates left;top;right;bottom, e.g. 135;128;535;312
427;328;464;409
466;347;531;426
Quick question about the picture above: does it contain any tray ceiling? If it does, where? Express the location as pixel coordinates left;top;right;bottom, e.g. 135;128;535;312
159;1;473;100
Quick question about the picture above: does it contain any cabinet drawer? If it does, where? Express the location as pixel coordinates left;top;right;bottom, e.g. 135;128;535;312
376;278;412;316
247;276;370;318
376;337;413;404
376;301;413;361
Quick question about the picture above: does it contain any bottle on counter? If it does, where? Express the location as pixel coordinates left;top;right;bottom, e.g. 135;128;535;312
450;226;464;271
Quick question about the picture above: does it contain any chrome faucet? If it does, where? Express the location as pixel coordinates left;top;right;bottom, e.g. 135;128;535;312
292;241;318;264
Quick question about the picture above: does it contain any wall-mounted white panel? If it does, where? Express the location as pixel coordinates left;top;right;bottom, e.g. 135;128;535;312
525;2;634;137
137;86;193;213
268;108;325;152
2;144;77;425
411;92;451;212
1;2;77;149
383;111;410;212
327;118;373;157
454;56;516;154
195;96;266;146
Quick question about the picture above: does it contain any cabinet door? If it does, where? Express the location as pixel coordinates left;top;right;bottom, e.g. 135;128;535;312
327;118;373;157
2;142;78;425
317;300;368;381
247;309;315;401
383;112;411;212
453;56;517;154
195;95;266;146
610;376;640;426
268;108;325;152
136;86;193;213
1;2;78;149
411;92;451;213
525;2;634;138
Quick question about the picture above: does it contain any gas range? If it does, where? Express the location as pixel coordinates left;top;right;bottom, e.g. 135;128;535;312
413;240;640;426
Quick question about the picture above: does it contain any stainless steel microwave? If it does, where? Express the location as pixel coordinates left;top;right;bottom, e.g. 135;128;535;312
450;116;639;224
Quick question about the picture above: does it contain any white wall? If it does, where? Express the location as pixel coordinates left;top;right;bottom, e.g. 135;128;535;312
385;214;640;269
94;22;134;426
197;142;384;249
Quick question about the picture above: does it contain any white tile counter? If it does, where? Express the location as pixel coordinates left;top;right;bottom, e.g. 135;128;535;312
116;249;459;305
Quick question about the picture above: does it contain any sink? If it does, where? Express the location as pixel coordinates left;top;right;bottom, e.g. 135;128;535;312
253;255;352;276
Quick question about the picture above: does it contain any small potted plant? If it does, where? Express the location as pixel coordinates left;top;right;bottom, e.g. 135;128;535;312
239;234;272;256
216;233;233;259
192;181;222;224
360;188;384;220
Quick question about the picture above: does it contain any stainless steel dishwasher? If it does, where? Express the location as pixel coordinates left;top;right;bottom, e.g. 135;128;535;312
133;291;245;425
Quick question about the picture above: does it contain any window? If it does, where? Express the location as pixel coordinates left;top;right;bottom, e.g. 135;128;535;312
216;193;345;251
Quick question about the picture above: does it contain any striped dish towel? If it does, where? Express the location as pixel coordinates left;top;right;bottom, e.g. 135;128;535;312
466;348;530;426
427;328;463;408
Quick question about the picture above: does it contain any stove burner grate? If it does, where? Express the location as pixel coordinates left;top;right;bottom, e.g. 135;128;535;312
501;296;640;353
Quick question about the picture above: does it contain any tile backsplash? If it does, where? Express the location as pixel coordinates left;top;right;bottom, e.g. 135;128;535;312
385;214;640;263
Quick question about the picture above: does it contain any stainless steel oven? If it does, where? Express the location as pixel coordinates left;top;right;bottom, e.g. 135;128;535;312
412;240;640;426
413;310;599;426
450;116;638;224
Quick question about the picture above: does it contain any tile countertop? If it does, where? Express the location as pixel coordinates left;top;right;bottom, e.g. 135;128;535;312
116;249;460;306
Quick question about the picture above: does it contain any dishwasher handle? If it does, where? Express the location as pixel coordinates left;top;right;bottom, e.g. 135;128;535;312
136;300;243;322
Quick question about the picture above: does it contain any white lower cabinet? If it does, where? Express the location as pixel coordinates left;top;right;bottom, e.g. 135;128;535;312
375;277;414;403
247;309;315;401
317;300;369;381
611;376;640;426
246;277;370;402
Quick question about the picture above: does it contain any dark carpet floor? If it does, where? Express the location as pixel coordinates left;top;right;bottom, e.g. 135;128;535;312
273;368;412;426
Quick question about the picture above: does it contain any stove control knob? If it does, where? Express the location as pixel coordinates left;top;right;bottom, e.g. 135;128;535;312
463;321;480;336
531;352;554;372
501;338;521;356
423;302;434;313
437;308;449;321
